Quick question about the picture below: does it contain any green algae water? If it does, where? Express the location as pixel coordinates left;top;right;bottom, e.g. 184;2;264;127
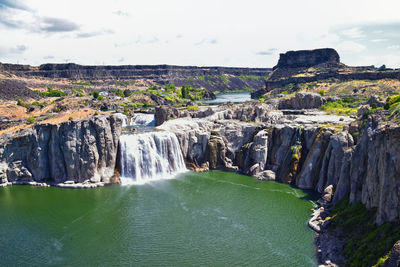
0;171;316;266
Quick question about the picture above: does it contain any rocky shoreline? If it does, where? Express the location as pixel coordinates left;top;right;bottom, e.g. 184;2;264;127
308;186;344;266
0;180;111;189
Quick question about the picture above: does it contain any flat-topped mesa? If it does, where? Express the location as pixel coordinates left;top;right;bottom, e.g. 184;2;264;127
273;48;340;70
251;47;400;99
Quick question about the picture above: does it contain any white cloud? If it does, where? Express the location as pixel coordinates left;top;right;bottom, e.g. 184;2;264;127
341;27;365;39
336;41;366;53
371;39;388;43
388;45;400;50
0;0;400;67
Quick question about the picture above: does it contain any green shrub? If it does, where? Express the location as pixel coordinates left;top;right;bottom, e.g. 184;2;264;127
123;89;132;97
31;101;46;109
97;95;104;101
385;94;400;110
187;105;199;111
181;85;191;99
72;87;85;97
93;91;99;99
128;102;144;108
319;101;357;115
39;87;66;97
17;99;24;106
26;116;36;124
164;84;176;93
68;116;73;121
319;89;325;96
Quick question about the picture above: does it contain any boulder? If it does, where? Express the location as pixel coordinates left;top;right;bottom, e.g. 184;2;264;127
255;170;276;181
154;106;180;126
278;92;326;109
6;161;32;182
368;95;385;108
357;105;371;118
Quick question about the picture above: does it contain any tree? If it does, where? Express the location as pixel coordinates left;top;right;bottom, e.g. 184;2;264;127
123;89;132;97
181;85;191;99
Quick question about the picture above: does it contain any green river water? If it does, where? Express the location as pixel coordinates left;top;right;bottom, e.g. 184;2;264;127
0;171;317;266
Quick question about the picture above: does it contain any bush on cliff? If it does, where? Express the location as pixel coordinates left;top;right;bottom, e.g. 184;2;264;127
329;197;400;267
26;116;36;124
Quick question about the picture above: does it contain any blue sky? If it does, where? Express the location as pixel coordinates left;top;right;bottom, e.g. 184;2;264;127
0;0;399;68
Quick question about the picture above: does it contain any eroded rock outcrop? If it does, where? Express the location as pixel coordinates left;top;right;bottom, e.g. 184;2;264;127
278;92;326;110
0;114;123;186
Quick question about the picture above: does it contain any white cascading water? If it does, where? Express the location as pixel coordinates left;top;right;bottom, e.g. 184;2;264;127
117;113;130;127
119;131;187;185
130;113;155;126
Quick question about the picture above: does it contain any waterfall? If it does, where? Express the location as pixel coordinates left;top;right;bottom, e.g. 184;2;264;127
119;131;187;185
130;113;155;126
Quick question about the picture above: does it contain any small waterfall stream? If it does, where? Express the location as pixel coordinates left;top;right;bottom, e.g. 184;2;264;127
119;131;187;185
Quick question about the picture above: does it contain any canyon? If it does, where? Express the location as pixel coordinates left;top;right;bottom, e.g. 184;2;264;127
1;47;400;266
0;102;398;227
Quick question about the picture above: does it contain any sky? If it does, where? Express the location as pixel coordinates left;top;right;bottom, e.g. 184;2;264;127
0;0;399;68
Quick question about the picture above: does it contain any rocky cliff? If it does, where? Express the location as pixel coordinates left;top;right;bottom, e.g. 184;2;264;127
0;62;271;92
158;105;399;226
0;114;123;187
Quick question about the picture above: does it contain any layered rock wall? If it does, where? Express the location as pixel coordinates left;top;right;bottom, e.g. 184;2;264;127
0;115;123;185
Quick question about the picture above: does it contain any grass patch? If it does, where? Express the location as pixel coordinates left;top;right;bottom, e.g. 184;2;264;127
239;75;260;81
319;101;358;115
187;105;199;111
72;81;93;86
37;87;66;97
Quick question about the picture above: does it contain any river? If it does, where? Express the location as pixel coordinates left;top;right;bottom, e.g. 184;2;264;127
0;171;316;266
201;92;251;105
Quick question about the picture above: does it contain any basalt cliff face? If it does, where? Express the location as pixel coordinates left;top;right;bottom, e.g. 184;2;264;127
0;114;123;187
